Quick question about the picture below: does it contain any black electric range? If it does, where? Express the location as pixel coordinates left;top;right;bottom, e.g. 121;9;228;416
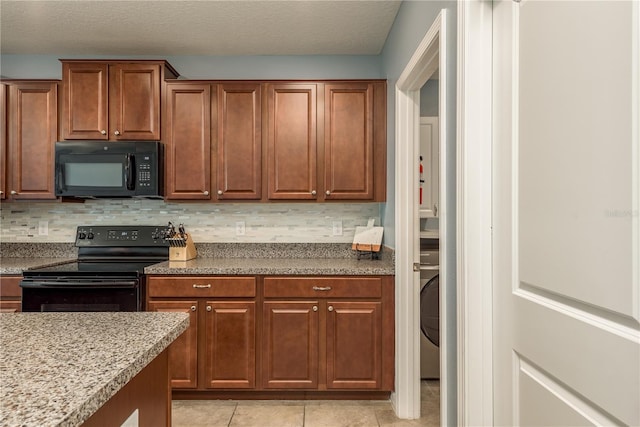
21;225;170;312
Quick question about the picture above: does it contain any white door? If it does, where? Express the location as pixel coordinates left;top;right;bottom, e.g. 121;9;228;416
493;1;639;426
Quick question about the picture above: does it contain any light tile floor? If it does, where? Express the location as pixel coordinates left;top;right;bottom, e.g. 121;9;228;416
172;380;440;427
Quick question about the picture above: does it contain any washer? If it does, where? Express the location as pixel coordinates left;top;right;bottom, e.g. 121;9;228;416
419;249;440;379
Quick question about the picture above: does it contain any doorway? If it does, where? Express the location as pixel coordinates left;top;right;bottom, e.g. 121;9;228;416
392;10;451;423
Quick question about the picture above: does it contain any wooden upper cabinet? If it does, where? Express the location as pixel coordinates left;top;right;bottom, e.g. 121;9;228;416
323;83;375;200
61;60;177;141
164;82;212;200
266;83;317;200
109;63;161;140
215;83;261;200
6;81;58;200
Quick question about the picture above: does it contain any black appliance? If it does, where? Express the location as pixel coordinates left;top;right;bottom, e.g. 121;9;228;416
21;226;169;312
55;141;163;198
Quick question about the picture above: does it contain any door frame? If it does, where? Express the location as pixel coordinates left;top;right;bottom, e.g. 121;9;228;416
392;9;449;421
456;0;494;425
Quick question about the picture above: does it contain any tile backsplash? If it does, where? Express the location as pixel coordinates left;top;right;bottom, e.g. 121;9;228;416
0;200;382;243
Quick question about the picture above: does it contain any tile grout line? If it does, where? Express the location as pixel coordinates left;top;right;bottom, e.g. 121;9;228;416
227;402;238;427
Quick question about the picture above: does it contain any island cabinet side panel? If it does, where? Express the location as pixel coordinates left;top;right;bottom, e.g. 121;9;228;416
81;349;171;427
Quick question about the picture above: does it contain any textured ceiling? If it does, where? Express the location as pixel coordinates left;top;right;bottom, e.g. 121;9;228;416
0;0;402;56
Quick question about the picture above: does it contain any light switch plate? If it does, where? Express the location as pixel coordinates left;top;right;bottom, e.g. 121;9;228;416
235;221;245;236
332;221;343;236
38;221;48;236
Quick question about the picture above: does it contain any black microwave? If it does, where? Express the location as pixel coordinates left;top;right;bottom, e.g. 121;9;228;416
55;141;163;198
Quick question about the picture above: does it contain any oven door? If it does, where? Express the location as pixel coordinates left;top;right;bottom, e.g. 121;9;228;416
20;278;141;312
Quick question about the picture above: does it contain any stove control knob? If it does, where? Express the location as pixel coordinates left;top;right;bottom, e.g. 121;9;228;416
78;232;87;239
87;232;94;239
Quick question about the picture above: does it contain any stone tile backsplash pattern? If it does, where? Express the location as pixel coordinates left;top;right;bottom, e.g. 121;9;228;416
0;200;382;243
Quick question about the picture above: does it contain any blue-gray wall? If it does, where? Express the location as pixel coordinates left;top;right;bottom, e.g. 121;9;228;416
421;79;439;117
0;54;383;80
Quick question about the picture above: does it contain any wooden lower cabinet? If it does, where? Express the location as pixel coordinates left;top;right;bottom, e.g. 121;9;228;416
146;276;256;390
262;301;319;389
262;276;394;391
0;275;22;313
147;300;199;388
147;275;394;394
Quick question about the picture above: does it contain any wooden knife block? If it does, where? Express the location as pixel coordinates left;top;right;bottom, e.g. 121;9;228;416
169;233;198;261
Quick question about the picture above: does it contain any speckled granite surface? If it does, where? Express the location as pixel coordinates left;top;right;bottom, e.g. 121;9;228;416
0;258;76;275
0;243;77;258
0;312;189;427
145;257;394;276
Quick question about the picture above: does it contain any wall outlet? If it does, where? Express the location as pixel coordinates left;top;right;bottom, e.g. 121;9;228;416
235;221;246;236
38;220;48;236
332;220;343;236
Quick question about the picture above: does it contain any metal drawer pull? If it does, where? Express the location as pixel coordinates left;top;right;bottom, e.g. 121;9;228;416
193;284;212;289
206;306;212;312
328;305;334;312
313;306;318;312
313;286;332;291
190;305;196;312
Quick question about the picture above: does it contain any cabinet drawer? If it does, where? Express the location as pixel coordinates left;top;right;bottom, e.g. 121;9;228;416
147;276;256;298
263;277;381;298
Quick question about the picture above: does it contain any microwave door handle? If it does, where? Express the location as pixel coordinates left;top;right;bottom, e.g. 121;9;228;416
125;154;135;191
56;163;66;193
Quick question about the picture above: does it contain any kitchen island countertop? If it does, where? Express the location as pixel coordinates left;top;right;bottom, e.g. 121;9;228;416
0;312;189;427
145;256;394;276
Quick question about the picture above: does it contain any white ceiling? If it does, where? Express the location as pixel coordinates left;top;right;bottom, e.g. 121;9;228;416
0;0;402;56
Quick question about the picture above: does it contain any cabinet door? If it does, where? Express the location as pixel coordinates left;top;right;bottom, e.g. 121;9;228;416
1;84;6;200
7;82;57;200
326;301;382;389
164;83;212;200
216;83;261;200
266;83;317;200
419;117;439;217
323;83;374;200
61;62;109;140
148;300;199;389
109;63;161;140
262;301;319;389
204;301;256;389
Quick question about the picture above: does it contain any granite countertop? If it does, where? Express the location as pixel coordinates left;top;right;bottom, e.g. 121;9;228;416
0;312;189;427
145;256;395;276
0;258;76;275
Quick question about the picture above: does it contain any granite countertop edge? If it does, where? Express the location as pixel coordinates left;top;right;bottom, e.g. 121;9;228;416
62;313;190;427
1;257;394;276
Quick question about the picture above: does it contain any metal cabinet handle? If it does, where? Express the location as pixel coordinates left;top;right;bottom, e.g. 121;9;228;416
100;130;107;135
206;306;212;312
217;190;223;195
311;190;317;196
10;190;17;195
328;305;334;312
193;284;212;289
203;190;209;196
325;190;331;196
313;286;332;291
0;191;4;195
190;305;196;312
114;130;121;136
312;306;318;312
434;204;438;216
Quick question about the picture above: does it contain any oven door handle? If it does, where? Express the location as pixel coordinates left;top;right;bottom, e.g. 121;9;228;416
20;281;139;289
